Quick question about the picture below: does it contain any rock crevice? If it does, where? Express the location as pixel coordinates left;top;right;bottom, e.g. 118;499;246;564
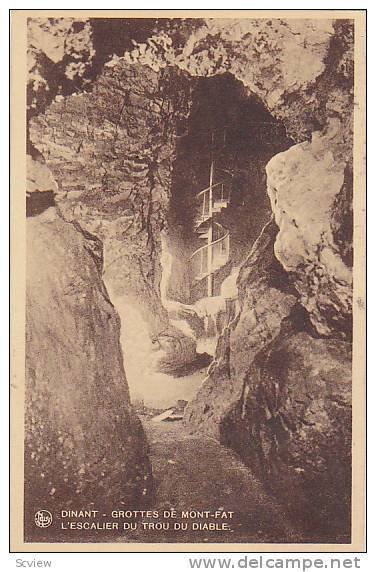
25;203;153;540
26;17;355;542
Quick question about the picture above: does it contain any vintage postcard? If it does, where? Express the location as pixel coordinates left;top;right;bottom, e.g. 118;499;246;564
10;9;366;552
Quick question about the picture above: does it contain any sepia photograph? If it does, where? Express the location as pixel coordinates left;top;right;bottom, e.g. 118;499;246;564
10;9;366;552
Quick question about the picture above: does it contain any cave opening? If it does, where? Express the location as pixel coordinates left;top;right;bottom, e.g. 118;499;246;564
162;73;294;361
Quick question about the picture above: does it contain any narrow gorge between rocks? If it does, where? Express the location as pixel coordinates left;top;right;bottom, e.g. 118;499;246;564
25;16;355;544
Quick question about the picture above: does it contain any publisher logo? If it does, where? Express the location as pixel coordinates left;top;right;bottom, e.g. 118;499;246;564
34;510;53;528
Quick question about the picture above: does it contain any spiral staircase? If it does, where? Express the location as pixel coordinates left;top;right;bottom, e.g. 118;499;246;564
189;158;231;297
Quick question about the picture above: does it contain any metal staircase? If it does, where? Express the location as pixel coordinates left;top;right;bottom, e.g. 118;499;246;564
189;143;231;297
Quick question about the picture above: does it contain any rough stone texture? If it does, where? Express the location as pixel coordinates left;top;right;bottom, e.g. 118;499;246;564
26;154;58;216
185;220;352;540
331;162;353;268
185;220;297;439
29;17;354;152
30;17;354;357
122;17;354;336
30;60;199;372
266;124;352;338
123;18;353;149
177;19;354;473
25;207;152;541
27;17;95;124
27;154;58;195
26;17;190;118
222;328;352;542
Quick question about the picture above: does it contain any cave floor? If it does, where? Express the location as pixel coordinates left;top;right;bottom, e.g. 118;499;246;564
126;418;302;544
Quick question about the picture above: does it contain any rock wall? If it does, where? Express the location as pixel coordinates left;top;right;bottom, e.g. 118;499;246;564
29;62;188;322
25;201;152;541
185;219;352;541
221;322;352;542
184;127;353;540
123;19;353;150
267;124;352;338
30;60;200;373
185;220;298;436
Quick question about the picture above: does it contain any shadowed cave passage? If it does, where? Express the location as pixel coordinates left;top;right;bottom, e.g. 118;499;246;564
161;73;293;359
167;73;293;304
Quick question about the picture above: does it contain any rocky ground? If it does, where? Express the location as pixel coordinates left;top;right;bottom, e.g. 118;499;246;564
126;417;301;544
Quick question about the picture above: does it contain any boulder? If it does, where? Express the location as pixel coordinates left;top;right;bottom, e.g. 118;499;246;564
266;124;352;337
150;326;198;376
25;207;152;540
222;329;352;542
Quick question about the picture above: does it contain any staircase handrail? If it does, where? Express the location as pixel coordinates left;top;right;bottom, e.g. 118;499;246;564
189;223;230;261
195;180;227;199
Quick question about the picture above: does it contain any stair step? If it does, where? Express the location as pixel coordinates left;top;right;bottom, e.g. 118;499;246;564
195;217;211;227
212;263;227;271
195;272;210;281
194;260;229;280
212;258;228;268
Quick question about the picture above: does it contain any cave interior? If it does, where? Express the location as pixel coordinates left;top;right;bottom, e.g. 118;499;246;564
166;73;293;306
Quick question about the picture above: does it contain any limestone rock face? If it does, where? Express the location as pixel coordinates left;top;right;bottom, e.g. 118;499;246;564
29;62;190;321
266;125;352;337
222;329;352;542
25;208;152;540
27;18;95;116
185;220;352;540
29;17;354;366
30;60;200;371
185;220;297;439
124;19;353;147
27;154;58;195
26;17;355;542
177;21;354;537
